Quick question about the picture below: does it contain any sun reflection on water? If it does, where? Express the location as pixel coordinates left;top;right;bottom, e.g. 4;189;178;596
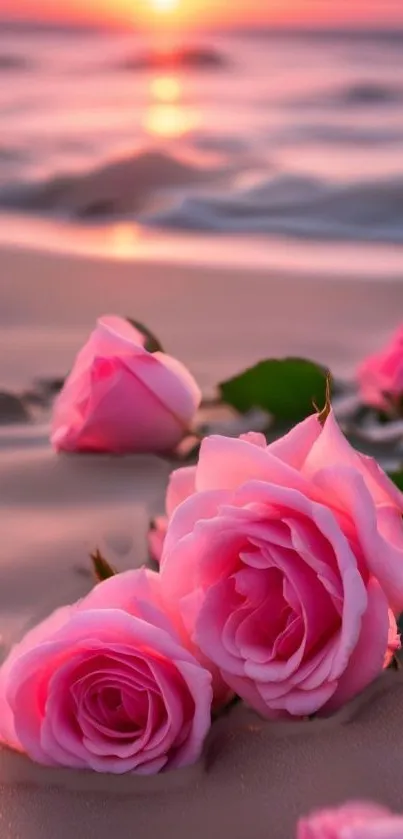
107;223;142;259
143;73;199;138
150;75;181;102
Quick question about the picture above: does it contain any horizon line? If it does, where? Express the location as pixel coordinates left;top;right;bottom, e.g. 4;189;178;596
1;16;403;36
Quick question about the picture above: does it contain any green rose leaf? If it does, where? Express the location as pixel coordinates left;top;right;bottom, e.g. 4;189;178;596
126;319;164;354
387;471;403;492
219;357;329;422
90;549;116;582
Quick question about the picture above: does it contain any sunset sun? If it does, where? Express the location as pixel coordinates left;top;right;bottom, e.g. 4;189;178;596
150;0;179;12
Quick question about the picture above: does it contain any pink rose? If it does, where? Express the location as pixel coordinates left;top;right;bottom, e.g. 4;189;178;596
147;467;234;709
160;414;403;718
0;569;212;773
357;325;403;414
51;315;201;453
298;802;403;839
148;465;196;564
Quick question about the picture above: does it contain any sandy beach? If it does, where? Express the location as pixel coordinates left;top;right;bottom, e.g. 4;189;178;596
1;241;403;837
1;9;403;835
2;243;403;391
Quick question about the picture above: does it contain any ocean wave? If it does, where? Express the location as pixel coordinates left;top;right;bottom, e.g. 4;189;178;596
0;53;34;72
116;45;229;72
2;141;402;245
277;124;403;147
0;145;29;164
0;149;231;217
143;173;403;244
187;133;250;156
297;81;403;109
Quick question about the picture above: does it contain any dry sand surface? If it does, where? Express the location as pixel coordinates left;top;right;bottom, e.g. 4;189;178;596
1;244;403;838
1;244;403;390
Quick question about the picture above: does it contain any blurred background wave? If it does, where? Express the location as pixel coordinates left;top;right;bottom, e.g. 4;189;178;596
0;17;403;265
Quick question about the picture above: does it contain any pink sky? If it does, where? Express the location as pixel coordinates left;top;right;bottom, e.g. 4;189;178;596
0;0;402;29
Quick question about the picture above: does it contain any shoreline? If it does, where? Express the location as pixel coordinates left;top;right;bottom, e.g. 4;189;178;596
1;242;403;394
1;215;403;278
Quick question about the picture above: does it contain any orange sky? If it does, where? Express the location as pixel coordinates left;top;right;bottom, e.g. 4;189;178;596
1;0;403;29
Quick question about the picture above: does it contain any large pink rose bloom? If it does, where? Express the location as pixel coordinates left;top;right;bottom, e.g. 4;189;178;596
357;325;403;413
0;569;212;773
298;802;403;839
51;315;201;453
160;413;402;718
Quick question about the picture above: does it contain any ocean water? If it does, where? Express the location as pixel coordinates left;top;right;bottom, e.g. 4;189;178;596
1;24;403;264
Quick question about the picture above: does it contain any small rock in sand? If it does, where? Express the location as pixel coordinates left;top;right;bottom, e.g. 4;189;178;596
0;391;30;424
34;377;65;397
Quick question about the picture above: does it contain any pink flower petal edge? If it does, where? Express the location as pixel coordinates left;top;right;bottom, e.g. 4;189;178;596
158;410;403;720
0;569;212;774
51;315;201;454
357;324;403;413
297;802;403;839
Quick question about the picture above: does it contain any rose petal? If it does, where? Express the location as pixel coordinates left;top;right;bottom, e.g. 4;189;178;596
195;435;311;495
268;414;321;469
322;577;392;713
166;466;197;518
